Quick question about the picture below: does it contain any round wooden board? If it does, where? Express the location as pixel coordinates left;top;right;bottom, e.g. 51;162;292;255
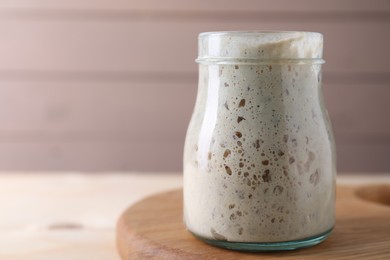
117;185;390;259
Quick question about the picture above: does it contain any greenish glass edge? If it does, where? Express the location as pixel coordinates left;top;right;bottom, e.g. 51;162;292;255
192;227;333;252
195;57;325;65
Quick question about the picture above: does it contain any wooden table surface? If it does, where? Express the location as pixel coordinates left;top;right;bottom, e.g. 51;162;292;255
0;172;389;260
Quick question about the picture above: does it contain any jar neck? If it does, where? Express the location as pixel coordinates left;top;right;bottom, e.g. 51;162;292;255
197;63;323;109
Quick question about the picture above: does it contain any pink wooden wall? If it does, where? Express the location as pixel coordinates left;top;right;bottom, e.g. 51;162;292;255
0;0;389;172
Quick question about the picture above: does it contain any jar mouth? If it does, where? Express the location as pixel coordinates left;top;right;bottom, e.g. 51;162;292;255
199;30;322;37
197;30;324;62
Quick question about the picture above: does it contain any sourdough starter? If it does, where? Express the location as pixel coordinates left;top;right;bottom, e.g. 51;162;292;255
184;31;336;242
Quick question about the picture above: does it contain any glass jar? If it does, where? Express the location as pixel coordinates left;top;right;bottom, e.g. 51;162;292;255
183;31;336;251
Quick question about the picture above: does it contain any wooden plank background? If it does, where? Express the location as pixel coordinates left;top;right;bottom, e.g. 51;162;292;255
0;0;389;172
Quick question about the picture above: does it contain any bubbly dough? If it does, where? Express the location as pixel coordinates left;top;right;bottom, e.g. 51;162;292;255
184;32;335;243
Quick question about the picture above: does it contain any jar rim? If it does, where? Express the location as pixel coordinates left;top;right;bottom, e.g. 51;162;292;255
199;30;323;37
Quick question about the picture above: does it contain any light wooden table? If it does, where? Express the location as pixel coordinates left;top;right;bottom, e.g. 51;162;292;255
0;172;389;260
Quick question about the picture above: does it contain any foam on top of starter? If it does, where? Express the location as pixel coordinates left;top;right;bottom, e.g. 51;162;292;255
198;31;323;61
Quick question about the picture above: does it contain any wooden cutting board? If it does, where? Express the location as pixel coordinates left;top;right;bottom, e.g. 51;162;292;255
116;184;390;259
